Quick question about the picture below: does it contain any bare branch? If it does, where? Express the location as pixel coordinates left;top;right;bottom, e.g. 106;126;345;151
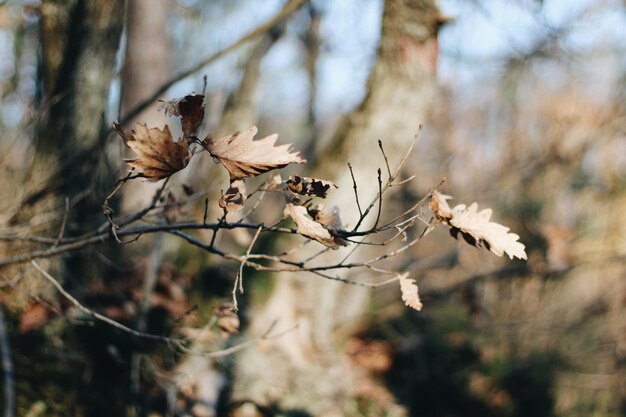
378;139;392;179
118;0;308;127
30;260;185;344
348;162;363;219
232;226;263;311
53;197;70;248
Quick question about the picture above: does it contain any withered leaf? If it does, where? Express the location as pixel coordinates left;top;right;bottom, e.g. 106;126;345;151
449;203;527;260
286;176;336;198
114;121;190;181
429;191;453;220
217;315;240;335
284;203;340;249
430;192;527;260
219;180;247;212
308;204;348;247
203;126;306;180
398;273;423;311
214;302;240;335
19;302;50;333
159;93;205;139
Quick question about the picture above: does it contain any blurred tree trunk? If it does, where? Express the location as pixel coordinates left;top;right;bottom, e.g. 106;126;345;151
119;0;172;214
218;28;284;136
171;31;285;417
25;0;124;276
121;0;170;122
232;0;443;414
118;1;171;415
9;1;125;415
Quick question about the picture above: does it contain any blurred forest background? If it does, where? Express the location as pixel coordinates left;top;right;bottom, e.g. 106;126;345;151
0;0;625;416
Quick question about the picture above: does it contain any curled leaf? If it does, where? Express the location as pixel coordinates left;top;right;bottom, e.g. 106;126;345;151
113;121;190;181
203;126;306;180
287;176;336;198
284;203;340;249
159;93;205;139
308;204;348;247
430;193;527;260
428;191;453;220
219;180;247;212
398;273;423;311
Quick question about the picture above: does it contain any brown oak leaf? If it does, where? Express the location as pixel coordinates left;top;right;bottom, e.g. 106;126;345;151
286;176;336;198
428;191;453;220
308;204;348;247
114;121;190;181
430;192;527;260
159;93;205;139
219;179;247;212
203;126;306;180
284;203;340;249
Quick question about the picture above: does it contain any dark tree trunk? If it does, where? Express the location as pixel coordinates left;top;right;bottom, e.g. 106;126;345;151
10;2;126;416
29;0;125;266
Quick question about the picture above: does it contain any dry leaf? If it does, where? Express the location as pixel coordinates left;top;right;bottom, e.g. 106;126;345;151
308;204;343;231
219;180;247;212
159;93;205;139
308;204;348;247
398;273;423;311
430;193;527;260
217;315;240;335
203;126;306;180
284;203;340;249
449;203;527;260
287;176;336;198
114;121;190;181
429;191;453;220
214;302;240;335
19;302;50;333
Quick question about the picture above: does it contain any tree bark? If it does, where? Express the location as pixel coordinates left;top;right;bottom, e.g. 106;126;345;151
232;0;442;414
9;1;125;415
25;0;125;263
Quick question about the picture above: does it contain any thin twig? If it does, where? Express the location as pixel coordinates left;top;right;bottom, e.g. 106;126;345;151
179;320;297;357
373;168;383;230
102;171;139;228
232;227;262;311
274;240;311;257
202;197;209;225
210;212;227;247
119;0;308;127
303;246;331;263
53;197;70;248
378;139;392;179
30;260;305;359
339;240;362;265
347;162;363;219
30;260;184;344
351;130;421;232
240;187;268;219
379;178;446;230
